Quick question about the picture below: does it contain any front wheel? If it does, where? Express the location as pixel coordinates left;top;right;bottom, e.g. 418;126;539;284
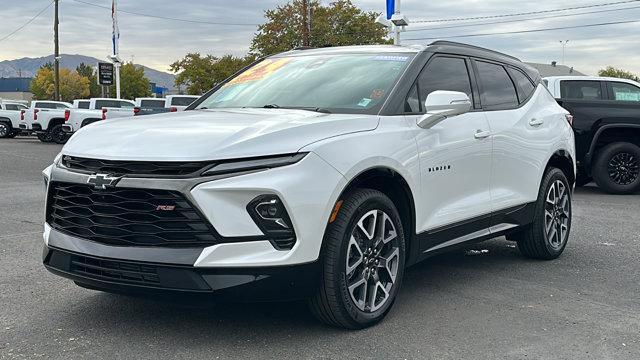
309;189;405;329
515;168;572;260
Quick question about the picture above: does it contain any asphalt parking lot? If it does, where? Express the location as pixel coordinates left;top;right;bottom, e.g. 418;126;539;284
1;137;639;360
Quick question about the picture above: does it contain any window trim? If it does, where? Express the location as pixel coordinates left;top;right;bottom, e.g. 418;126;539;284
402;54;478;115
472;58;520;111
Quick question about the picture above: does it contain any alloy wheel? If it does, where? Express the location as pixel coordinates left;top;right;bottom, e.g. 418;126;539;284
0;123;8;137
346;209;400;313
608;152;639;186
544;180;570;249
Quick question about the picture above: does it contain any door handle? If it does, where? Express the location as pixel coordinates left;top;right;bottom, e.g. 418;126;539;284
529;118;544;126
474;130;491;139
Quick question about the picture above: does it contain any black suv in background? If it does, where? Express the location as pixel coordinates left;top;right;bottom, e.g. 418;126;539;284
545;76;640;194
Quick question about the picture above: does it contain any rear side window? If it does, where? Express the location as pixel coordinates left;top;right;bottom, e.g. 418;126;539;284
507;68;536;103
140;99;165;108
77;101;90;109
610;82;640;102
95;100;133;108
171;97;198;106
55;103;70;109
35;102;57;109
476;61;518;109
560;81;602;100
417;57;473;103
5;104;24;111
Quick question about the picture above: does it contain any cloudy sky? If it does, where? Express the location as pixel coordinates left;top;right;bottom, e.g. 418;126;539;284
1;0;639;75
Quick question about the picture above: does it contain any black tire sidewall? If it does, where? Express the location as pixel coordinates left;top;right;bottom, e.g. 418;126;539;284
329;190;406;327
0;122;9;138
537;169;572;257
51;124;67;144
593;142;640;194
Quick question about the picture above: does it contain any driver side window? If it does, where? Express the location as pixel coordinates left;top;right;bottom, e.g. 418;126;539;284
404;56;473;114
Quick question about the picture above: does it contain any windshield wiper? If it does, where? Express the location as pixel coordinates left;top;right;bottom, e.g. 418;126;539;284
261;104;331;113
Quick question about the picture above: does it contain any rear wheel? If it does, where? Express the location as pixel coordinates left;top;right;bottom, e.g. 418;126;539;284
50;124;68;144
37;132;52;143
309;189;405;329
514;168;572;260
0;122;10;138
592;142;640;194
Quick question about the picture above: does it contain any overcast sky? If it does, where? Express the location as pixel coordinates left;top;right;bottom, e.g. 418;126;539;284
1;0;639;75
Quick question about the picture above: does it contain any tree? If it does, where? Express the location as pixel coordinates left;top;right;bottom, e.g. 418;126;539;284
170;53;255;95
598;66;639;81
250;0;391;57
30;66;90;102
76;63;101;98
108;62;151;99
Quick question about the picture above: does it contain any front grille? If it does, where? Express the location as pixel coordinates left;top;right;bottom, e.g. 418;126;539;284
61;155;214;177
47;182;218;247
71;254;160;285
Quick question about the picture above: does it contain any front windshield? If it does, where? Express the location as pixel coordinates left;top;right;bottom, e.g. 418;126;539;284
195;53;415;114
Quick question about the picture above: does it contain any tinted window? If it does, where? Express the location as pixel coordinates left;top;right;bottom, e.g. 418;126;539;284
77;101;90;109
171;96;198;106
140;99;165;108
508;68;536;103
560;81;602;100
35;102;57;109
94;100;133;108
418;57;472;103
55;103;70;109
5;104;25;111
476;61;518;109
404;84;420;113
610;82;640;102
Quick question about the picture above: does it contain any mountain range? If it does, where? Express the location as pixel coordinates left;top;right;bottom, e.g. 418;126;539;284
0;54;176;90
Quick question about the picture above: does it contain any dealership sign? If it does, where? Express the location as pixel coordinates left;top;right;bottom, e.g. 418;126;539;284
97;62;114;86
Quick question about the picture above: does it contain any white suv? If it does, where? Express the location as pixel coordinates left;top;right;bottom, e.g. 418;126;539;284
42;42;575;329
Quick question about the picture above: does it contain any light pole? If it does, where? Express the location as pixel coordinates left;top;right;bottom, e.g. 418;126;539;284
53;0;60;101
559;40;569;65
111;0;121;99
377;0;409;45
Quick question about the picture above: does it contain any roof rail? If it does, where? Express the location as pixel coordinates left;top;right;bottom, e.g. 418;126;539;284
428;40;520;61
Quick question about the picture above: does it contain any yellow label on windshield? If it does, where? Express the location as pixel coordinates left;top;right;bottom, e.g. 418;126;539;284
227;58;292;86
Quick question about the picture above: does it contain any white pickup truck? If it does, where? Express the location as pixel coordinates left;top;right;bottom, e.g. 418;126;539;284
165;95;199;111
19;100;73;143
0;100;28;138
62;98;135;139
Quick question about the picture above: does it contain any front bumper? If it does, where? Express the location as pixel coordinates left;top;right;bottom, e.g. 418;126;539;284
46;152;345;267
43;245;319;300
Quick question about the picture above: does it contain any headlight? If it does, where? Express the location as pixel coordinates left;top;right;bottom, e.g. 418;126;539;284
201;153;307;177
53;152;63;166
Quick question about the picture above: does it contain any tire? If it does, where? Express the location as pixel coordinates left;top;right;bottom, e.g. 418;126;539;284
50;124;68;144
514;168;572;260
0;122;10;138
37;132;52;143
592;142;640;194
309;189;406;329
7;130;18;138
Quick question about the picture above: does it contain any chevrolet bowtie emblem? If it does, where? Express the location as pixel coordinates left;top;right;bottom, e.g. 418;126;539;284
87;174;121;190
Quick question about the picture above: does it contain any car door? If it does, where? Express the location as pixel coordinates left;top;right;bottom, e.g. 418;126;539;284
475;60;556;227
405;55;494;251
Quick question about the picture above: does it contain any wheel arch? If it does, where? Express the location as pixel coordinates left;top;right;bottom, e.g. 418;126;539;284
331;166;418;266
47;117;65;131
545;149;576;187
586;124;640;171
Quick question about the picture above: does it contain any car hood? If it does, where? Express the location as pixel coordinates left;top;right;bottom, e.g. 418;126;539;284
62;108;379;161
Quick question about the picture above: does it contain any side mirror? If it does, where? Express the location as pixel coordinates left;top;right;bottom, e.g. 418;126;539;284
417;90;471;129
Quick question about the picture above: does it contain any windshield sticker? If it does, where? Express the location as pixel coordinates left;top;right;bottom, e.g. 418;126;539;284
226;58;292;86
358;98;372;107
373;55;409;62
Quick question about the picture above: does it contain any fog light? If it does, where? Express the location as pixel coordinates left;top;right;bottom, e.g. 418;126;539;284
247;195;296;250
